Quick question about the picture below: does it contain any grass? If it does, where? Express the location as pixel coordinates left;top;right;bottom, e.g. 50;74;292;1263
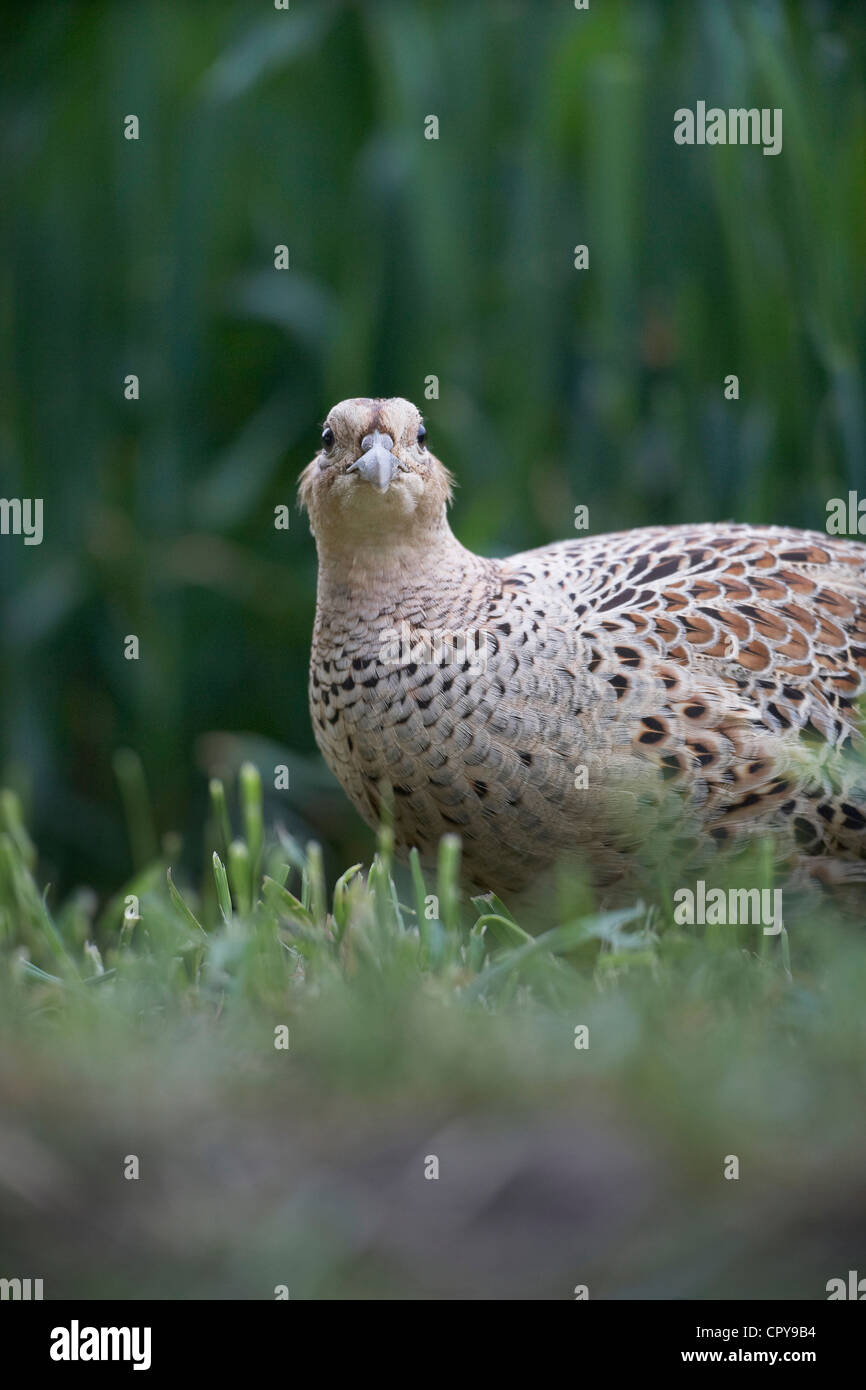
1;758;865;1299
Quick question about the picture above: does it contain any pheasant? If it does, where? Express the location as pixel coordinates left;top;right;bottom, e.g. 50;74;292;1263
301;397;866;906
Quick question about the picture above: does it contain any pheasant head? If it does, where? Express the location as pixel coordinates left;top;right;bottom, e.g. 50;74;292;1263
299;397;454;566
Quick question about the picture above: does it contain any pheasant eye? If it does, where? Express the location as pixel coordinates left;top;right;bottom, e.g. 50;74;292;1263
321;426;335;451
417;424;427;445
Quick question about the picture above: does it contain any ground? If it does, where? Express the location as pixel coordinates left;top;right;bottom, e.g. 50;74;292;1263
1;764;865;1300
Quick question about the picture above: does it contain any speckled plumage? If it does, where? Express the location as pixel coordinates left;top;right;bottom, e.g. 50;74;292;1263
301;397;866;904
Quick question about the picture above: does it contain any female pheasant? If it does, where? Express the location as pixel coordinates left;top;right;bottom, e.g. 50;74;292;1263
301;397;866;904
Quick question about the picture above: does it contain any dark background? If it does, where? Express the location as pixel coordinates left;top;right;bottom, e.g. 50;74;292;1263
1;0;864;895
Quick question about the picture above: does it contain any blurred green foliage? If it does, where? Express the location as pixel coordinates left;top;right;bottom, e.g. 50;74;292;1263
1;0;864;893
1;768;864;1298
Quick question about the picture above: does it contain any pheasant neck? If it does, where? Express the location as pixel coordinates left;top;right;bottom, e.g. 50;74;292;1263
314;517;491;601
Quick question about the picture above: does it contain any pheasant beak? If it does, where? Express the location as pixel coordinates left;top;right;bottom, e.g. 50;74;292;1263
347;431;403;494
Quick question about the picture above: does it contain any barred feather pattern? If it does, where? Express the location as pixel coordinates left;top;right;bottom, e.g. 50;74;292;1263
310;523;866;900
304;401;866;903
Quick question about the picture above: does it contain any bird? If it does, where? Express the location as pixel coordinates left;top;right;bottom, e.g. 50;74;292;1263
300;396;866;909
